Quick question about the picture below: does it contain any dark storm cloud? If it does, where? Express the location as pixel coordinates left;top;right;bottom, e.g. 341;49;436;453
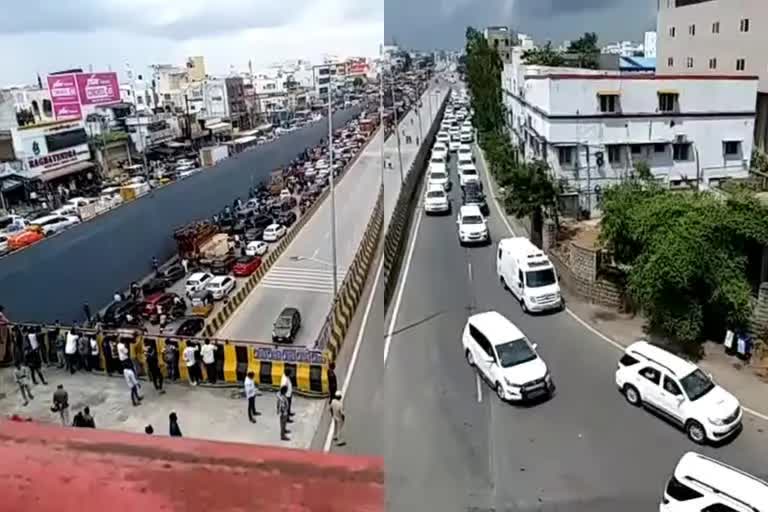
385;0;656;50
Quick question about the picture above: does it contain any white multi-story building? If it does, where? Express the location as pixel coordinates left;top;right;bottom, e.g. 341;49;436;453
601;41;644;57
502;49;757;212
644;31;657;59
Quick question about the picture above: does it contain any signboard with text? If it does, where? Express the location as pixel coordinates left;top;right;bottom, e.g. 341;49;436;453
47;71;120;120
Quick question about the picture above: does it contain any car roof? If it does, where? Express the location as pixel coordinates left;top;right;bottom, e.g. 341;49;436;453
209;275;231;284
32;214;65;223
468;311;525;346
427;184;446;192
280;307;298;316
188;272;209;280
625;341;697;377
674;452;768;509
460;205;482;216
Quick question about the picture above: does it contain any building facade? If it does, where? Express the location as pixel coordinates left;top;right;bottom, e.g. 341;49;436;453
656;0;768;150
502;51;757;213
484;26;515;63
644;31;657;58
225;76;249;130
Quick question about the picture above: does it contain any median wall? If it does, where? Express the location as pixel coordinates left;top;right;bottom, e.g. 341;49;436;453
383;92;450;307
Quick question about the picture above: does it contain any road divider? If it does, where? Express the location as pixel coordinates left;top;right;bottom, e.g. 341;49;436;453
383;92;450;307
315;187;383;363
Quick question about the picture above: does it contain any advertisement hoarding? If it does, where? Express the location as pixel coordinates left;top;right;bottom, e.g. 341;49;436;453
47;71;121;120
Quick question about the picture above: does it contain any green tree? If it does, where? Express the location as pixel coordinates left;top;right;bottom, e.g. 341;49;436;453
522;42;565;67
464;26;504;136
503;160;558;248
568;32;600;69
600;184;768;350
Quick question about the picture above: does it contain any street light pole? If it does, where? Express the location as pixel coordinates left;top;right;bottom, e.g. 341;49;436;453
327;70;338;296
416;82;423;143
379;69;385;189
390;77;404;184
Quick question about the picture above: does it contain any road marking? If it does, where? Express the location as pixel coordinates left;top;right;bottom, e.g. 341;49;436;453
476;374;483;403
384;207;424;365
258;266;347;294
468;261;473;283
323;256;386;452
478;144;768;424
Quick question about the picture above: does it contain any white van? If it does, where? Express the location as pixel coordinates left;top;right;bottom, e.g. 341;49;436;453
660;452;768;511
496;237;563;313
460;126;473;143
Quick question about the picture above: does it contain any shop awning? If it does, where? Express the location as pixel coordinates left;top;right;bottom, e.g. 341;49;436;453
206;122;232;133
234;135;258;145
657;89;679;95
597;90;621;96
40;161;95;182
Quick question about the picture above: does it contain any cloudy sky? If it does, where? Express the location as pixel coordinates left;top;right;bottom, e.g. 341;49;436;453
0;0;383;86
385;0;656;50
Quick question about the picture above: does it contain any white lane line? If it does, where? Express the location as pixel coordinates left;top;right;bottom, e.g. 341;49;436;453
384;207;424;365
476;374;483;403
478;144;768;424
323;224;387;452
259;284;333;294
468;261;473;283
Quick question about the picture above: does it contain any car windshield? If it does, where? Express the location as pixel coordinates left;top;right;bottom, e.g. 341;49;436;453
496;339;537;368
525;269;556;288
427;191;445;198
236;257;252;264
680;369;716;401
431;172;447;180
276;316;292;328
462;215;483;225
462;169;477;176
431;157;445;164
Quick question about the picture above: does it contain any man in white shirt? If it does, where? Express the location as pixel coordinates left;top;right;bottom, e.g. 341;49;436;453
244;371;261;423
89;337;100;372
116;340;130;370
280;369;295;422
200;340;218;384
183;343;200;386
64;330;78;374
123;366;143;406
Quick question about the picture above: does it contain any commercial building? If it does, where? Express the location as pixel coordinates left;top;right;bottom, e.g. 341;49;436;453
484;26;516;63
644;31;657;58
502;48;757;214
656;0;768;150
225;76;250;130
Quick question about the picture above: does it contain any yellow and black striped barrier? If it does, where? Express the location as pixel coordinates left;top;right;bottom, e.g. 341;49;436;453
319;187;384;363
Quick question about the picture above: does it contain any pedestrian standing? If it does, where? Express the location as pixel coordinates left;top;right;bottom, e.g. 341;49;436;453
64;329;78;374
169;412;182;437
277;386;290;441
183;343;200;386
116;339;130;370
13;363;33;406
83;303;92;323
327;362;338;404
89;336;100;372
330;391;346;446
77;333;90;371
52;385;69;426
130;282;140;301
25;343;47;385
144;425;154;435
201;340;218;384
280;369;295;422
181;258;189;275
123;366;143;406
244;371;260;423
164;343;179;381
144;341;165;394
113;291;123;303
152;256;160;275
55;327;66;369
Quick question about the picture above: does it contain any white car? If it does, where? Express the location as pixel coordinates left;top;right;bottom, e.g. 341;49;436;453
262;223;287;242
462;311;554;402
432;142;449;162
52;204;80;218
245;241;269;257
31;214;80;236
456;205;489;245
428;170;450;192
304;163;317;180
436;132;450;145
449;137;461;152
429;154;447;173
185;272;213;296
615;341;742;444
206;275;236;300
424;185;451;215
459;164;480;187
66;197;97;208
458;145;473;162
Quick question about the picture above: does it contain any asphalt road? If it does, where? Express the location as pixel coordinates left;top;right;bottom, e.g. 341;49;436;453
336;140;768;511
0;108;361;325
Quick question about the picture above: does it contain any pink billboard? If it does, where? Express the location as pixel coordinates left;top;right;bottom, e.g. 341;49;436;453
47;75;79;104
52;102;82;120
75;72;120;105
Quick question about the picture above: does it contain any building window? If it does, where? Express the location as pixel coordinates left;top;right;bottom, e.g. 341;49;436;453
709;58;717;69
607;145;622;164
631;144;642;155
669;26;676;37
598;94;618;113
724;140;741;156
686;57;694;68
658;93;679;112
712;21;720;33
667;57;674;68
740;18;750;32
673;143;691;161
654;143;666;153
558;146;574;166
737;58;746;71
42;99;52;117
688;24;695;36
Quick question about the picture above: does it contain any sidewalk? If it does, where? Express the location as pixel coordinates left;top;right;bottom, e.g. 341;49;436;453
477;144;768;420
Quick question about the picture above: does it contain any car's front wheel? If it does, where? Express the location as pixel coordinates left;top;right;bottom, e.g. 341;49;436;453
623;384;641;406
465;349;474;367
495;382;505;402
686;420;707;445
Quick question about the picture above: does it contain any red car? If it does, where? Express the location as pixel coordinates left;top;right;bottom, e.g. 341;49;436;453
141;292;185;321
233;255;262;276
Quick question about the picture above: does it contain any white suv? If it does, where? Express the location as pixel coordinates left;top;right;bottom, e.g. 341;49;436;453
424;185;451;215
456;205;489;245
462;311;554;402
615;341;742;444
